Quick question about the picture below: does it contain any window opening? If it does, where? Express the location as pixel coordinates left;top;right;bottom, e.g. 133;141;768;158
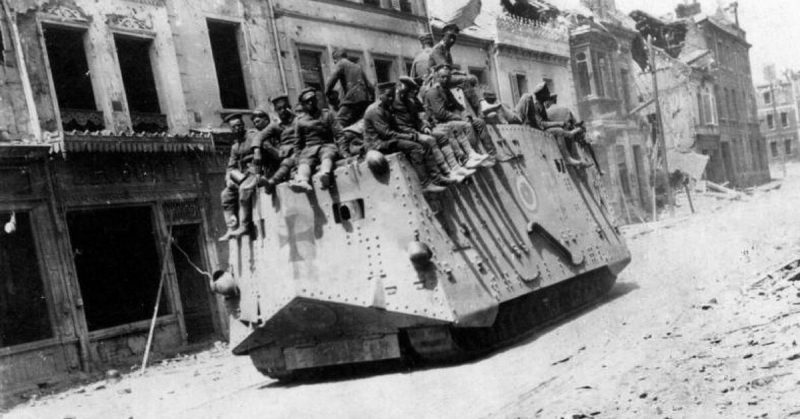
373;58;395;84
207;20;248;109
298;49;326;106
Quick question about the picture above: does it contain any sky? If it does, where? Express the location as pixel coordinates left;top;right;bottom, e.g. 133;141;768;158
612;0;800;84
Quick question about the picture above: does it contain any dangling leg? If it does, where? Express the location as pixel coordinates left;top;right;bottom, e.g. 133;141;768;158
218;182;239;241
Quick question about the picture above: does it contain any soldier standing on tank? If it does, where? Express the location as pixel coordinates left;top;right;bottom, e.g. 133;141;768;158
424;63;494;168
393;76;473;182
325;48;374;127
429;25;483;118
260;95;300;193
364;81;447;193
289;87;343;192
219;113;261;241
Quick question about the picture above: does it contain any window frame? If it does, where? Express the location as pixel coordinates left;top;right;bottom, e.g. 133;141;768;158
206;18;251;112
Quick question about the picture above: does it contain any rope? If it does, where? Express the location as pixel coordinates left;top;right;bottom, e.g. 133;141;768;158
170;235;213;282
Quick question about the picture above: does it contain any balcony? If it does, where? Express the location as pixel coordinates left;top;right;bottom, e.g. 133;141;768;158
131;112;169;133
60;108;104;131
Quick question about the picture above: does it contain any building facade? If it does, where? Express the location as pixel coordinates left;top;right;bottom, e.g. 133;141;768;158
755;73;800;162
567;0;653;221
629;2;769;189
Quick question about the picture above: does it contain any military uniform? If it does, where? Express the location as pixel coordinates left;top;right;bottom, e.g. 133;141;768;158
219;114;260;240
261;118;299;183
424;80;496;162
289;97;343;191
325;52;374;127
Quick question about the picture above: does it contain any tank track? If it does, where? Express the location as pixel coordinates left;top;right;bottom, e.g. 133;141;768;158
406;268;617;361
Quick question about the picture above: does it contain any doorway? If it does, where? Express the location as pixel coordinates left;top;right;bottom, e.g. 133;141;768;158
171;224;216;343
632;145;649;210
721;142;735;184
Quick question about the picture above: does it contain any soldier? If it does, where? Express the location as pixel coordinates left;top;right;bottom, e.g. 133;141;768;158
410;33;434;81
428;24;458;70
480;91;520;124
289;87;343;192
219;113;260;241
394;76;474;181
423;63;495;168
364;81;447;193
546;94;603;174
325;48;374;127
260;95;300;193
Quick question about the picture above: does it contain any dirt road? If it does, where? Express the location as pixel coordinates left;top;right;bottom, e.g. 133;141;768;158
5;166;800;419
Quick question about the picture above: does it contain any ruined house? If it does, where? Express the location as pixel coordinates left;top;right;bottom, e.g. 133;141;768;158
755;70;800;163
0;0;287;397
629;2;770;188
564;0;652;221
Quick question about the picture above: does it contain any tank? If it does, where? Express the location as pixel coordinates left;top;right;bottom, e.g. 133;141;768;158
218;124;631;379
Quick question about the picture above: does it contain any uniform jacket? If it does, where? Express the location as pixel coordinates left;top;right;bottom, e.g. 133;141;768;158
410;47;433;80
515;93;549;130
264;118;299;154
325;58;374;105
363;101;416;151
227;133;258;173
428;41;453;69
423;82;465;124
295;108;345;150
393;93;428;133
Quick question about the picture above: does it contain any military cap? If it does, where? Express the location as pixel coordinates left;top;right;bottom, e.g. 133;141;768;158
270;94;290;105
376;81;396;92
418;33;433;43
332;47;348;60
298;87;317;102
398;76;418;89
433;63;452;72
251;107;269;117
533;82;551;100
222;113;243;124
483;91;497;100
442;23;460;34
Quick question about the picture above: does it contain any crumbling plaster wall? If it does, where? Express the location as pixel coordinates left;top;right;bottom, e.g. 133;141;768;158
166;0;282;129
17;0;188;133
0;16;33;138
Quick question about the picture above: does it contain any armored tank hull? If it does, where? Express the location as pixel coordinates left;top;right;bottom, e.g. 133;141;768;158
221;124;630;379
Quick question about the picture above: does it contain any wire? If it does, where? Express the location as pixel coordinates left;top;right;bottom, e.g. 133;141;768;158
170;235;214;282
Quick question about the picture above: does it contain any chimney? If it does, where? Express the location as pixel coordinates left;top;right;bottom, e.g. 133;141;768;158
675;0;702;18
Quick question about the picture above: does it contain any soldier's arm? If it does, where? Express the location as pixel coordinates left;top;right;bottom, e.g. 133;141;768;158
325;63;342;97
427;90;461;123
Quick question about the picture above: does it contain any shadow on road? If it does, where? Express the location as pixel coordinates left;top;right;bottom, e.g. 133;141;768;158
258;280;640;389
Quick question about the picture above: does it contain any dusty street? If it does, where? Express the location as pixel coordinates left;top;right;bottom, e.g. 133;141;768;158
4;165;800;419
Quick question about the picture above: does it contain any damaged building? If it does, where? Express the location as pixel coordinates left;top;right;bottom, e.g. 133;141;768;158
629;1;770;188
0;0;287;398
755;69;800;163
564;0;653;221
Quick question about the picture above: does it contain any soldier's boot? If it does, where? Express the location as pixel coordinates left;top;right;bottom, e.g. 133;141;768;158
318;158;334;190
218;210;239;241
229;204;253;238
410;151;446;194
288;164;313;192
457;130;489;169
441;144;475;179
429;146;461;184
264;164;291;195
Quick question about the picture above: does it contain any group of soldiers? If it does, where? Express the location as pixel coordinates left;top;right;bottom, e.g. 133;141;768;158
218;24;598;241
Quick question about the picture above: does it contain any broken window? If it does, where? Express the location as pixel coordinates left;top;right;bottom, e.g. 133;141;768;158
770;141;778;157
68;206;169;331
767;114;775;130
207;20;248;110
43;25;103;130
469;67;487;87
0;211;52;347
114;35;166;132
786;139;793;155
591;51;609;98
399;0;413;13
781;112;789;128
404;59;413;76
298;48;327;107
763;91;771;105
575;52;591;98
373;57;396;84
515;73;528;100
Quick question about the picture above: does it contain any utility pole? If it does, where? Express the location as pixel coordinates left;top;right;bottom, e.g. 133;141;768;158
648;35;674;218
769;80;786;178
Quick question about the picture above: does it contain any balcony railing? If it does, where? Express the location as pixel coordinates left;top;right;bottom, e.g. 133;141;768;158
131;112;169;133
60;108;105;131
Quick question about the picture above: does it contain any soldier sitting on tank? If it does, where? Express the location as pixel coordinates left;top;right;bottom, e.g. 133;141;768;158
325;48;374;128
480;91;521;125
364;81;449;193
428;24;483;119
410;33;434;82
288;88;343;192
393;76;473;182
423;63;494;168
219;113;262;241
516;83;586;164
258;95;301;194
340;119;366;159
544;93;602;173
